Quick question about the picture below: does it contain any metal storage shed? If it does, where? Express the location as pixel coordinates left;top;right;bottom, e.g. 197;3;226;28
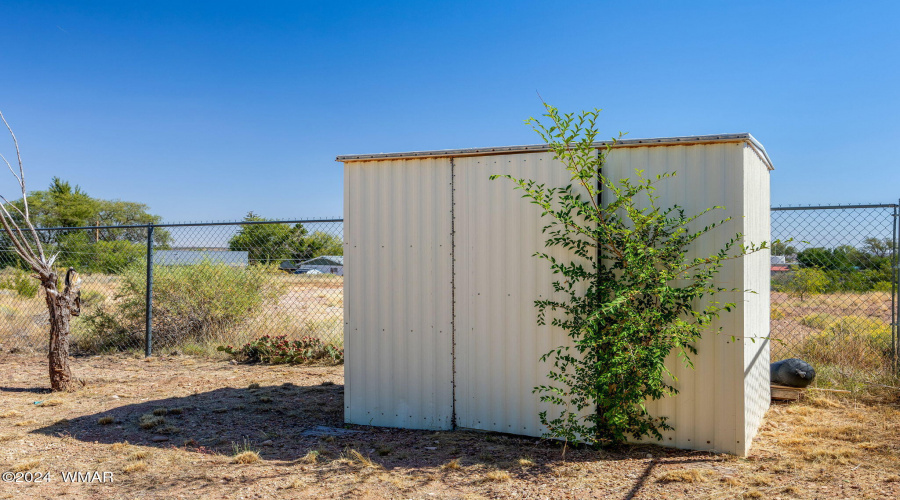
337;133;772;456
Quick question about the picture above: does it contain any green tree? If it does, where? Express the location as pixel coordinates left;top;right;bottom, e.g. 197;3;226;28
861;237;892;259
228;212;343;265
771;240;797;256
492;104;764;446
293;231;343;260
228;212;308;265
785;267;829;301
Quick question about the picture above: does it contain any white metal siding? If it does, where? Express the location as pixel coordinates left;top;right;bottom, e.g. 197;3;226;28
343;158;454;430
342;137;770;456
454;152;590;435
603;143;749;454
741;144;772;455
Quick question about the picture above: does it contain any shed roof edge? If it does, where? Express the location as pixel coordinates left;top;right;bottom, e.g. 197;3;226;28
336;133;773;170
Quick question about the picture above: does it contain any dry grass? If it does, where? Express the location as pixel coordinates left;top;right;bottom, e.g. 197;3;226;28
13;419;37;427
36;399;63;407
657;469;714;483
127;451;150;461
0;410;22;418
97;416;114;425
441;458;462;470
123;461;148;473
139;414;165;429
0;354;897;499
482;470;511;482
232;451;261;464
111;441;129;452
12;459;41;472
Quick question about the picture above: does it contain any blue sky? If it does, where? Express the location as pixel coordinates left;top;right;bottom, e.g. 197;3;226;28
0;1;898;222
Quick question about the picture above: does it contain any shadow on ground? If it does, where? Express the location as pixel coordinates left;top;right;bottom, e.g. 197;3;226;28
30;379;724;499
32;381;344;461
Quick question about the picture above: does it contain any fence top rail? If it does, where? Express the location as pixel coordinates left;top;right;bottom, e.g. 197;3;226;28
18;218;344;232
772;204;899;211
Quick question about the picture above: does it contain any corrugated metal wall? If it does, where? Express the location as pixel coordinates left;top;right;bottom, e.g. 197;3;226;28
343;138;771;455
454;152;590;435
603;142;769;455
741;144;772;455
343;158;455;430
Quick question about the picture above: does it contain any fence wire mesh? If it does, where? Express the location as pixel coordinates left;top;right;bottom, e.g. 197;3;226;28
0;219;344;356
770;205;898;376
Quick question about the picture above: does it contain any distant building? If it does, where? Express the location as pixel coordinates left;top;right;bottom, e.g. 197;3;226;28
155;250;249;267
771;255;793;273
280;255;344;275
299;255;343;275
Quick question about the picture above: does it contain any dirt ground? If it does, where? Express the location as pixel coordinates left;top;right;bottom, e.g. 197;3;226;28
0;355;898;499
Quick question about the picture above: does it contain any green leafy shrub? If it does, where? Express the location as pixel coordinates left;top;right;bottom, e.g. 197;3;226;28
74;261;281;352
492;104;763;446
218;334;343;364
770;306;786;320
0;269;39;298
799;313;839;330
784;268;829;300
56;232;146;274
800;315;892;369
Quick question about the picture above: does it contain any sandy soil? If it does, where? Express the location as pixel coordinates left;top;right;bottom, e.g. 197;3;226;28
0;354;898;499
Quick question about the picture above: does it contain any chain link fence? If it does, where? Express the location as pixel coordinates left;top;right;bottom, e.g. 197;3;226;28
770;204;899;376
3;208;898;378
0;219;344;356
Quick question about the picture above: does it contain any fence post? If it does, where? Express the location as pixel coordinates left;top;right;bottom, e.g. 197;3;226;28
145;224;154;357
894;202;899;374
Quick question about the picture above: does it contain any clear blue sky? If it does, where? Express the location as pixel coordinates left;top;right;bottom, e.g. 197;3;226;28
1;0;898;223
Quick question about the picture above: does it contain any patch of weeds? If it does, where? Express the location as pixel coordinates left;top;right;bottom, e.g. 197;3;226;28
111;441;130;452
742;490;763;499
441;458;461;470
12;460;41;472
212;407;228;413
169;407;184;415
128;451;150;461
13;420;38;427
248;383;261;389
152;408;168;416
36;399;63;407
300;450;319;464
748;474;773;487
157;425;181;435
138;414;165;430
123;461;147;473
321;381;335;386
375;445;392;456
0;434;19;442
517;457;534;467
482;470;511;482
258;396;272;403
657;469;713;483
721;476;741;486
98;416;114;425
232;439;261;464
0;410;22;418
345;448;381;469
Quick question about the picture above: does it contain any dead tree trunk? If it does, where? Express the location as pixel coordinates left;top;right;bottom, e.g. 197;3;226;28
44;269;81;392
0;110;83;391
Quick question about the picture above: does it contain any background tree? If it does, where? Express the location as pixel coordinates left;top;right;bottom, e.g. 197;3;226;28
785;267;829;301
0;110;81;391
862;237;892;259
228;212;342;265
771;240;797;256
